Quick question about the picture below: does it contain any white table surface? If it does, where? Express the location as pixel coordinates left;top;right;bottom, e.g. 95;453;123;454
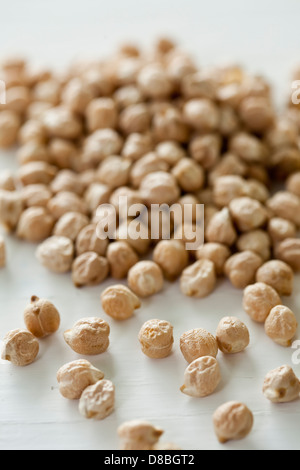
0;0;300;451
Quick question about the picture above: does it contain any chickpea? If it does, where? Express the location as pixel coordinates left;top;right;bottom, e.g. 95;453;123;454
206;208;237;246
5;86;31;114
263;365;300;403
229;132;268;163
183;98;220;132
0;190;24;231
86;97;118;132
101;284;141;321
171;157;205;192
218;105;240;136
268;217;296;243
21;184;52;208
229;197;268;232
239;96;274;132
106;241;139;279
118;420;163;450
213;401;253;443
26;101;52;120
155;141;186;167
24;295;60;338
243;282;281;323
17;141;50;166
286;171;300;197
17;207;55;242
180;328;218;363
115;219;150;256
119;103;151;135
208;152;247;186
180;259;216;298
180;356;221;397
61;78;93;114
224;251;263;289
138;319;174;359
53;211;89;241
213;175;247;208
137;64;173;99
76;223;108;257
245;179;270;203
152;106;189;143
264;305;298;347
33;79;61;105
256;260;294;296
96;156;131;189
182;71;217;100
64;317;110;355
48;191;88;219
236;229;271;261
72;252;109;287
57;359;104;400
153;239;188;281
114;85;143;109
196;242;231;276
122;133;152;161
216;317;250;354
267;191;300;227
79;379;115;420
189;134;221;170
50;170;85;196
274;238;300;272
0;111;21;147
128;260;164;298
269;146;300;180
1;329;39;366
130;152;169;188
140;171;180;206
36;235;74;273
17;161;58;186
83;128;123;167
0;169;16;192
0;235;6;268
48;138;78;170
42;106;82;139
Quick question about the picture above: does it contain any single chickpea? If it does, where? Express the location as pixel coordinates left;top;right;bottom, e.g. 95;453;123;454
72;252;109;287
236;229;271;261
48;138;78;169
1;329;39;366
36;235;74;273
50;170;85;196
152;106;189;143
180;356;221;397
171;157;205;192
269;146;300;180
114;85;143;109
216;317;250;354
53;211;89;241
21;184;53;208
79;379;115;420
138;319;174;359
213;175;247;208
64;317;110;355
130;152;169;188
183;98;220;132
286;171;300;197
196;242;231;276
17;161;58;186
84;183;111;213
265;305;298;347
86;97;118;132
0;111;21;147
181;71;217;100
268;217;297;243
189;134;221;170
106;241;139;279
256;260;294;296
229;132;268;163
155;141;186;167
266;191;300;227
26;101;52;120
17;141;50;166
153;239;189;281
57;359;104;400
61;77;93;114
262;365;300;403
76;223;108;257
205;208;237;246
24;295;60;338
229;197;268;232
83;128;123;167
180;259;216;298
208;152;247;186
0;190;24;231
180;328;218;363
265;118;298;150
119;103;151;135
239;96;274;132
4;86;31;114
42;106;82;139
96;156;131;189
101;284;141;321
122;132;152;161
140;171;180;206
137;64;173;99
17;207;55;242
246;163;270;186
224;251;263;289
33;79;61;105
218;105;240;136
128;260;164;298
274;238;300;272
47;191;88;219
243;282;282;323
213;401;254;443
118;420;164;450
0;169;16;192
245;179;270;204
0;235;6;267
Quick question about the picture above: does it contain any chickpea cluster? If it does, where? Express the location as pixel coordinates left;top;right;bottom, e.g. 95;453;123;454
1;38;300;448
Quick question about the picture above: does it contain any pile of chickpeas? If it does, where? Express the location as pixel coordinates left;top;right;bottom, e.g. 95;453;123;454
1;38;300;448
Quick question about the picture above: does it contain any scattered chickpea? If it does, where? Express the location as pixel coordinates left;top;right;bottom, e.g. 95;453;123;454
0;190;24;231
24;295;60;338
256;259;294;296
0;169;16;192
128;260;164;298
36;235;74;273
266;191;300;227
140;171;180;206
101;284;141;321
50;170;85;196
196;242;231;276
118;420;163;450
82;128;123;167
286;171;300;197
183;98;220;132
155;141;185;167
53;211;89;241
106;241;139;279
243;282;282;323
17;207;55;242
171;157;205;192
96;155;131;189
180;259;217;298
76;223;108;257
48;191;88;219
205;207;237;246
236;229;271;261
79;379;115;420
0;235;6;268
189;134;221;170
180;328;218;363
268;217;297;244
138;319;174;359
17;161;58;186
0;110;21;148
21;184;52;208
130;152;169;188
57;359;104;400
262;365;300;403
213;175;247;208
274;238;300;272
180;356;221;397
213;401;254;443
1;329;39;366
264;305;298;347
216;317;250;354
64;317;110;355
153;239;188;281
229;197;268;232
122;132;152;161
72;252;109;287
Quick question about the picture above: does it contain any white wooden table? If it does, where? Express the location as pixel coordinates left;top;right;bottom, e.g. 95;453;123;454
0;0;300;450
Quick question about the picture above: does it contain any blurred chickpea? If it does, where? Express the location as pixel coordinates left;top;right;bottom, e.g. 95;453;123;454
263;365;300;403
213;175;247;207
128;260;164;298
213;401;253;443
180;328;218;363
216;317;250;354
53;211;89;241
218;105;240;136
265;118;299;150
42;106;82;139
152;106;189;143
48;138;78;169
26;101;53;120
86;97;117;132
269;146;300;180
243;282;282;323
265;305;298;347
109;186;143;215
130;152;169;188
155;140;186;167
0;235;6;268
24;295;60;338
137;64;173;99
208;152;247;186
122;133;152;161
33;79;61;105
181;71;217;100
236;229;271;261
0;110;21;148
196;242;231;276
229;132;268;164
138;319;174;358
114;85;143;109
229;197;268;232
140;171;180;205
16;141;49;166
268;217;296;243
224;251;263;289
274;238;300;272
61;77;93;114
50;170;85;196
171;157;205;192
17;161;58;186
72;252;109;287
18;119;46;145
239;96;274;132
5;86;31;114
206;208;237;246
0;170;16;192
286;171;300;197
153;239;188;281
48;191;88;219
0;189;24;230
96;156;131;189
76;223;108;257
267;191;300;227
17;206;55;242
118;420;163;450
106;241;139;279
83;128;123;167
119;103;151;135
36;235;74;273
183;98;220;132
256;260;294;296
180;259;216;298
116;220;151;256
21;184;52;208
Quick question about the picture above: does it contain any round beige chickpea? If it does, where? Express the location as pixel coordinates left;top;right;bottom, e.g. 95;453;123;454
267;217;297;244
229;197;268;232
0;189;24;231
57;359;105;400
24;295;60;338
243;282;282;323
106;241;139;279
1;329;39;366
256;260;294;296
101;285;141;321
274;238;300;272
0;110;21;148
205;208;237;247
64;317;110;355
225;251;263;289
153;239;189;281
196;243;231;276
17;207;55;242
138;319;174;359
79;379;115;420
262;365;300;403
53;211;89;241
180;356;221;397
128;261;164;298
216;317;250;354
180;259;216;298
36;236;74;273
180;328;218;363
213;401;254;443
76;224;109;257
118;420;164;450
264;305;298;347
72;252;109;287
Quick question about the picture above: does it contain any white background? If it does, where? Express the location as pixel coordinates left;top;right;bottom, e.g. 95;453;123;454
0;0;300;450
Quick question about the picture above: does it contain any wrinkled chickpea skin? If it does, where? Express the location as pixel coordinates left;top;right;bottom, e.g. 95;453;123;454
138;319;174;359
